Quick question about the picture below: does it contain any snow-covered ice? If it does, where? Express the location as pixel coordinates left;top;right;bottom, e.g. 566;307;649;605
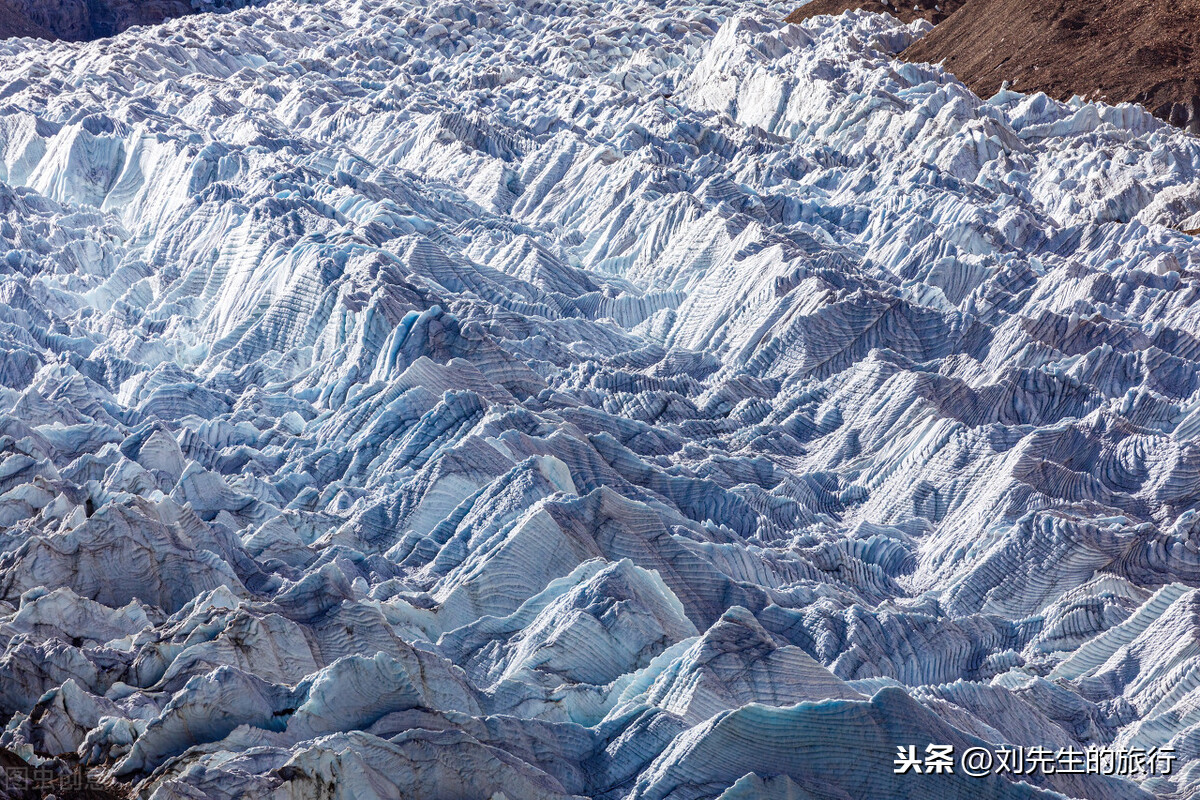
0;0;1199;797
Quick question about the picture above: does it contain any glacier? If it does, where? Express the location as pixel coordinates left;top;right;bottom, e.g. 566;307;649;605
0;0;1198;797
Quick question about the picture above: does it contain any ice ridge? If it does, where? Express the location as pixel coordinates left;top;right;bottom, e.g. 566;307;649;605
0;0;1198;798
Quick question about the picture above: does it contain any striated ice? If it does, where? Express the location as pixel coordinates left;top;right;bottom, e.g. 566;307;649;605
630;687;1155;800
617;605;865;726
0;0;1197;797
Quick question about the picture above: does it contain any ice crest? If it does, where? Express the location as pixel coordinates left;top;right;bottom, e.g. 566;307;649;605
0;0;1197;797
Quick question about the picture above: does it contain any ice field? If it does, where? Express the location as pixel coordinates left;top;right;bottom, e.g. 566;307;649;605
0;0;1199;797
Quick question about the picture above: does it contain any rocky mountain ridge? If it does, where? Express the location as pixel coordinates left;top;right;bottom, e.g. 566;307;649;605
789;0;1200;132
0;0;256;41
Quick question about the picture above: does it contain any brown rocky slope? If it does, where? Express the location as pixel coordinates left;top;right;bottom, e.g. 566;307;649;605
785;0;966;26
787;0;1200;132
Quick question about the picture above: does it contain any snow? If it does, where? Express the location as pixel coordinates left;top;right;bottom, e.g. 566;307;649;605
0;0;1198;797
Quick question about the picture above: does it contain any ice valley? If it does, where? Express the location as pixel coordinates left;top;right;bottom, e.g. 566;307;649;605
0;0;1199;797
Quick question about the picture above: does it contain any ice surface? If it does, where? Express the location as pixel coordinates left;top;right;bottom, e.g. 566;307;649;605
0;0;1198;797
